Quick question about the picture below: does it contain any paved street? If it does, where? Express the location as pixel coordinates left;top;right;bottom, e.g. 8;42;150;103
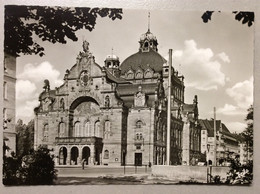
55;166;179;185
57;165;151;177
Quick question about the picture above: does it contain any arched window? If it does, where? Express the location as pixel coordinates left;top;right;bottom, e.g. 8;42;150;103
105;120;111;139
135;71;143;79
136;120;142;128
60;98;65;110
59;122;65;137
84;121;91;137
43;124;49;141
144;70;153;78
144;41;149;48
94;121;100;137
105;95;110;108
139;133;143;140
136;133;143;140
104;150;109;159
74;122;80;137
126;70;134;79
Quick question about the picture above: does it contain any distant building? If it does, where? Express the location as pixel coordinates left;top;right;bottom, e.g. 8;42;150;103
233;133;249;165
3;53;16;156
199;119;241;166
34;28;200;166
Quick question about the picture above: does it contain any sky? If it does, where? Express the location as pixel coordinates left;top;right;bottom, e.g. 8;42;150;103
15;9;254;133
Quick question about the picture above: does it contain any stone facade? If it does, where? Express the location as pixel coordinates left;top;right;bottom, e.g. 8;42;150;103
34;29;200;167
3;53;17;156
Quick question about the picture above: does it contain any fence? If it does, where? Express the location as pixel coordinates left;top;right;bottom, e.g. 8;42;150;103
151;165;229;183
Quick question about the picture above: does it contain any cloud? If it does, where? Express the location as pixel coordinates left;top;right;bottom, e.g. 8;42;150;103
226;76;253;109
218;52;231;63
172;40;227;91
16;80;37;101
16;61;63;123
225;122;247;134
217;104;246;116
18;61;63;88
16;99;39;124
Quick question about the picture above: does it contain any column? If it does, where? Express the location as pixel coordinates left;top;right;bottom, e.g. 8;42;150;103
79;146;83;164
100;152;102;165
67;147;71;165
55;146;59;166
89;144;95;165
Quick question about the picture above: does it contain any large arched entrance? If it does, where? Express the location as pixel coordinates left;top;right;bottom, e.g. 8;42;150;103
71;147;79;165
82;146;91;165
68;96;101;137
59;147;67;165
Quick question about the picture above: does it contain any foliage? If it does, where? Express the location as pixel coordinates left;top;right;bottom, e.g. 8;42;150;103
202;11;254;27
16;119;34;157
2;153;20;185
3;146;57;185
5;5;123;57
225;158;253;185
241;105;253;158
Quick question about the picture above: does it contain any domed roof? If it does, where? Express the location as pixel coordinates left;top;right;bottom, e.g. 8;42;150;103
140;30;157;42
105;54;119;61
120;49;167;74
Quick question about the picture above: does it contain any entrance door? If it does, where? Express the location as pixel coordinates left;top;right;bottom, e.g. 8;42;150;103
71;147;79;165
59;147;67;165
135;153;142;166
82;146;90;165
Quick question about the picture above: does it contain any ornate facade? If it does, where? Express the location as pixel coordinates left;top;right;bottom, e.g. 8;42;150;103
34;29;201;166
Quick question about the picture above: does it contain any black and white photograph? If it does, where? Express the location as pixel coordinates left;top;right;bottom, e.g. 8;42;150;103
1;1;257;192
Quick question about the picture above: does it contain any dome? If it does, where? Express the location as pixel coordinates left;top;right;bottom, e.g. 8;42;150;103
140;30;157;42
105;54;119;61
120;49;167;75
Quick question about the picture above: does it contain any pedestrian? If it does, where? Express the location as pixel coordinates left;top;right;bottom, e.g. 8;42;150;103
82;158;85;170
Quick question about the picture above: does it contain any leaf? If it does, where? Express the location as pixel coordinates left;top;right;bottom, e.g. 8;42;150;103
5;5;123;56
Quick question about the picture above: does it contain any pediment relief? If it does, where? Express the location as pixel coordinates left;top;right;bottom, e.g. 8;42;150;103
135;69;143;79
126;69;134;79
144;67;154;78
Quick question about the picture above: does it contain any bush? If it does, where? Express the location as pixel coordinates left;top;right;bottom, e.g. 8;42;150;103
3;146;57;185
2;154;20;185
225;159;253;185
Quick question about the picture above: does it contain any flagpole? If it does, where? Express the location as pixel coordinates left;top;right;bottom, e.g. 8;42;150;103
213;107;216;166
166;49;172;165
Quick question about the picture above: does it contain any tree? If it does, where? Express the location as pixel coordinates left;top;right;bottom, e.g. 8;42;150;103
3;153;20;185
5;5;123;57
3;146;57;185
16;119;34;157
19;146;57;185
241;105;253;160
201;11;254;27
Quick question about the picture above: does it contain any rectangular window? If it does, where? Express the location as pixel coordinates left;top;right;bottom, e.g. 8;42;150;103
4;57;7;72
136;145;141;150
3;82;7;99
3;108;7;129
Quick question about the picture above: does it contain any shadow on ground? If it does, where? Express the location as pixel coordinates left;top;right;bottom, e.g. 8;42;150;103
55;175;180;185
